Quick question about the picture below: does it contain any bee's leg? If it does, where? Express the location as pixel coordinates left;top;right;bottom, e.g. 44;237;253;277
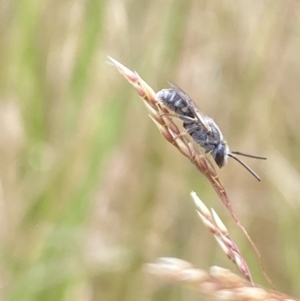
170;126;200;145
184;124;199;134
172;130;190;140
202;144;215;154
159;113;197;140
188;142;211;175
189;145;218;178
159;112;195;123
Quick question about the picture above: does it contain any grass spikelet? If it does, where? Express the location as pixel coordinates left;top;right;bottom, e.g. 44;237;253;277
191;191;252;282
146;258;297;300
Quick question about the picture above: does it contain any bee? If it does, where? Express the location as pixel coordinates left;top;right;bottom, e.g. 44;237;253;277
156;83;266;181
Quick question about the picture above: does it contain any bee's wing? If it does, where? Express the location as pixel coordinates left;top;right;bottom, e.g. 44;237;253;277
168;82;212;133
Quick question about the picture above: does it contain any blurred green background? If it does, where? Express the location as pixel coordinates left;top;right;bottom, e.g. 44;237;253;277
1;0;300;300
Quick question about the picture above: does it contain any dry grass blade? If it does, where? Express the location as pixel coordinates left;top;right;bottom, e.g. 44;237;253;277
146;258;298;301
108;57;273;288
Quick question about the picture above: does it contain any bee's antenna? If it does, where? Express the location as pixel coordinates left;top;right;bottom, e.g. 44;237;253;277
231;151;267;160
228;153;261;181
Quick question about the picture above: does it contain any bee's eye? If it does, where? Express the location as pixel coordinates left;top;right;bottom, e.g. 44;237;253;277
214;143;226;167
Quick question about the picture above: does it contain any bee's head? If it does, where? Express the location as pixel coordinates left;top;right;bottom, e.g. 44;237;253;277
211;142;229;168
